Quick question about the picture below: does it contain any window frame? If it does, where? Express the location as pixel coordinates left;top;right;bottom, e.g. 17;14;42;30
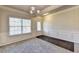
8;16;32;36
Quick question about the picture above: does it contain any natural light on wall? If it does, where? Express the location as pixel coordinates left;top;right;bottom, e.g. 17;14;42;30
9;17;31;35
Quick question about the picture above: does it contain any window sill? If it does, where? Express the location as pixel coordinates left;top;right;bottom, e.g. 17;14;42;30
8;32;32;37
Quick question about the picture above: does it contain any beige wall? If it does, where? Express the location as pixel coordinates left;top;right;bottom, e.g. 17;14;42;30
43;6;79;43
0;9;43;46
43;6;79;52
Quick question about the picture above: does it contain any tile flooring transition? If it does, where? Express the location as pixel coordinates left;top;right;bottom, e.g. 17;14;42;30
0;38;72;53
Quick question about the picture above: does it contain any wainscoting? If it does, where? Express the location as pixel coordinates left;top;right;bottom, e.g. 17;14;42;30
37;35;74;52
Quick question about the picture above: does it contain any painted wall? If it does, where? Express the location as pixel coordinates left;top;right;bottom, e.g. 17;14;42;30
43;6;79;52
0;9;43;46
43;6;79;43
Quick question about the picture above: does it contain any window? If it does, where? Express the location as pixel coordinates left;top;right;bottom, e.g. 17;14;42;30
9;17;31;35
37;22;41;31
22;19;31;33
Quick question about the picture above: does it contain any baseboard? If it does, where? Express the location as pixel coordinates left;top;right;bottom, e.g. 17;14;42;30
36;35;74;52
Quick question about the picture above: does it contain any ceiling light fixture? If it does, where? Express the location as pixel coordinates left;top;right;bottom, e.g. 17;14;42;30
43;13;49;16
31;7;35;10
30;10;33;14
30;6;40;16
37;10;40;14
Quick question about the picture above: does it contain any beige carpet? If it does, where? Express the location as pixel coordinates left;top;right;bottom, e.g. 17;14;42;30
0;38;72;53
